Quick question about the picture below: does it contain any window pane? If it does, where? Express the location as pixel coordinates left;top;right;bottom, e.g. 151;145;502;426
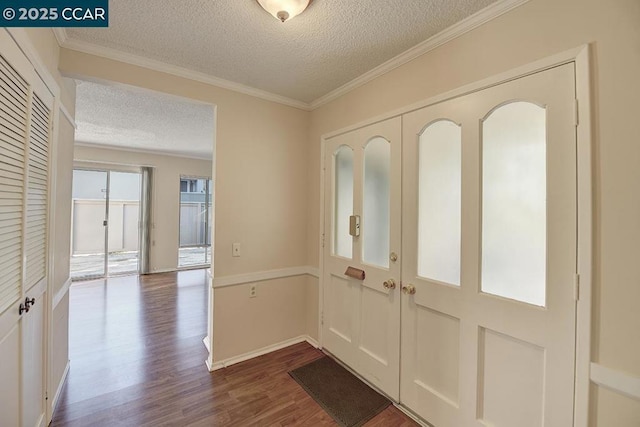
108;172;141;276
70;170;108;279
179;177;211;267
418;120;461;285
333;146;353;258
363;137;390;268
482;102;546;306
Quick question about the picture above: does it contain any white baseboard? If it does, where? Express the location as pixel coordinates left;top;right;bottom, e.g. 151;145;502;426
150;268;176;274
51;360;70;415
393;403;430;427
305;336;320;348
209;335;318;371
591;362;640;402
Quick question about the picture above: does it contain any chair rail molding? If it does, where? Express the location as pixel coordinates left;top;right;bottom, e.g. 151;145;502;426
591;363;640;402
213;266;319;288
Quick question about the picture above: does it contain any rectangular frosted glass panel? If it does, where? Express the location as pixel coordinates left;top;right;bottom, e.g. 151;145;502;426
418;121;461;285
363;137;390;268
333;147;353;258
482;102;546;306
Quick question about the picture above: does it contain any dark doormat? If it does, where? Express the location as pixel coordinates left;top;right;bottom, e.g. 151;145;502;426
289;356;391;427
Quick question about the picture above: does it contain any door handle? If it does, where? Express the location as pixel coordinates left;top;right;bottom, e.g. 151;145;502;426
383;279;396;290
19;303;28;315
25;297;35;309
402;284;416;295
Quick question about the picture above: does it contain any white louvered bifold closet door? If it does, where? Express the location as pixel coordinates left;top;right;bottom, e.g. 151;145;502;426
0;30;54;427
0;52;28;314
25;93;50;291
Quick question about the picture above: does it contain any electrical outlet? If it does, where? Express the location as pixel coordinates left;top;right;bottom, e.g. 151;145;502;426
232;243;241;257
249;284;257;298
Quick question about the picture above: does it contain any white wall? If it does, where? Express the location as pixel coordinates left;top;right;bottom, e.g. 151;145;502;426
73;145;213;272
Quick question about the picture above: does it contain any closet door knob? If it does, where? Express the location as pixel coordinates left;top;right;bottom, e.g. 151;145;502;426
25;297;35;309
19;303;28;315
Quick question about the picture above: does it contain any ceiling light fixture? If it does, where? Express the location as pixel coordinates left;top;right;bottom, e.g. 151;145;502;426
256;0;311;23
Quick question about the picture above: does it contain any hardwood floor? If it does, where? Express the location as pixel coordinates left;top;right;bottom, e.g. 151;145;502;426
51;270;417;426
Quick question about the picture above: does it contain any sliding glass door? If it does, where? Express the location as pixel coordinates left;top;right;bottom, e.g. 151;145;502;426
70;170;108;279
178;177;213;268
70;169;142;280
107;172;142;275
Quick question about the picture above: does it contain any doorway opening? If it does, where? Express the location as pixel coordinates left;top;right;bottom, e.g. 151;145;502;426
70;168;143;280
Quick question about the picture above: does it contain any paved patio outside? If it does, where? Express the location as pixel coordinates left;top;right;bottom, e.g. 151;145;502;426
70;247;212;280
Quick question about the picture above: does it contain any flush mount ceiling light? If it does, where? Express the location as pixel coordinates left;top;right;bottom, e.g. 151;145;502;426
257;0;311;23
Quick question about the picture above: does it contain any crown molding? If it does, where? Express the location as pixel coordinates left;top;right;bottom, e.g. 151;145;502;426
56;0;529;112
60;37;312;111
52;28;67;46
309;0;531;109
74;141;213;161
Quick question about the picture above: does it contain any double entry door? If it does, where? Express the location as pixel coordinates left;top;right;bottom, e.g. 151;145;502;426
323;63;578;426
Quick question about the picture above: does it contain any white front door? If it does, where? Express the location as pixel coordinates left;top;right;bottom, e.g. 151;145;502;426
322;117;402;400
401;63;577;426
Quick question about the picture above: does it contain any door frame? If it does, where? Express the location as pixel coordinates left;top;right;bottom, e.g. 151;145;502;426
318;45;593;426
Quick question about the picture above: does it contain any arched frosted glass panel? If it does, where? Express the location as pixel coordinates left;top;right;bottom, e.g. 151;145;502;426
482;102;546;306
418;120;461;285
333;146;354;258
363;137;390;268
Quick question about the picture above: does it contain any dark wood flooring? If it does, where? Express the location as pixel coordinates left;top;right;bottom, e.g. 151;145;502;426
51;270;417;426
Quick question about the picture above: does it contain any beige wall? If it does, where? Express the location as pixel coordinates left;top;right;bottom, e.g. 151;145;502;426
307;0;640;424
73;145;213;272
213;277;307;361
59;54;312;360
51;293;69;408
22;28;75;114
59;51;311;278
52;116;75;295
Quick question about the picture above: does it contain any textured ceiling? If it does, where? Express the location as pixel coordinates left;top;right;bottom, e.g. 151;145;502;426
66;0;498;103
75;80;214;158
